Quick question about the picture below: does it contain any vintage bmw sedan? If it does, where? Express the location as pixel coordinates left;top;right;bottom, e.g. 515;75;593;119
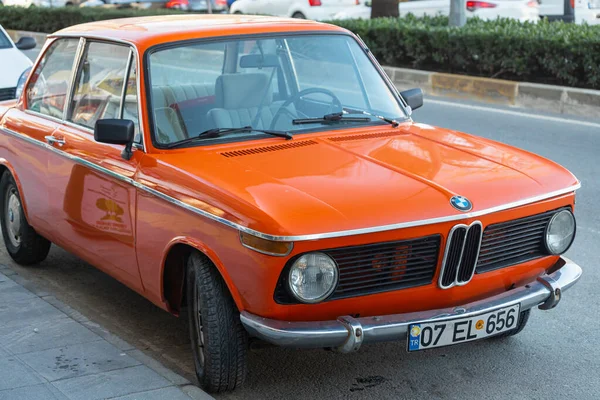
0;15;582;393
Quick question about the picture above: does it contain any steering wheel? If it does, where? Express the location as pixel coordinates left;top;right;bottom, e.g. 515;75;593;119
269;88;342;130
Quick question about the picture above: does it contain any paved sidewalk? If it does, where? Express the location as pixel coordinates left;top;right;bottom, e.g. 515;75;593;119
0;267;213;400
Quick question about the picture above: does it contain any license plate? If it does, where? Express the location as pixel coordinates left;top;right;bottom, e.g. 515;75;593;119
407;304;520;352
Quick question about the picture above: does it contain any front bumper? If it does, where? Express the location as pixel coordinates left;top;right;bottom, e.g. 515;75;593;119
241;257;581;353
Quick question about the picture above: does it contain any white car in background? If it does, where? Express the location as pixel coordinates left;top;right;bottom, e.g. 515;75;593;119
2;0;73;6
333;0;539;22
229;0;361;20
0;26;35;101
575;0;600;23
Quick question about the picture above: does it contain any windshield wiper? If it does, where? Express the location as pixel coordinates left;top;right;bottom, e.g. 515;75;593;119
342;107;401;127
165;126;293;149
292;112;371;125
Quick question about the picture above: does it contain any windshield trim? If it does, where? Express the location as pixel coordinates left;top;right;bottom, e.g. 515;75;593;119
143;31;411;150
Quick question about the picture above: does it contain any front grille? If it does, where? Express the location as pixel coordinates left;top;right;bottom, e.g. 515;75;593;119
274;235;441;304
439;222;482;288
476;208;564;272
0;87;16;101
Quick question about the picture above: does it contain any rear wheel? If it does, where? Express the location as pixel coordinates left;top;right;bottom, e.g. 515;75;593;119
186;251;248;393
492;309;531;339
0;172;51;265
292;11;306;18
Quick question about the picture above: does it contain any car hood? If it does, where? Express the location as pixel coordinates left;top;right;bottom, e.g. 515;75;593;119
0;48;32;89
150;123;579;237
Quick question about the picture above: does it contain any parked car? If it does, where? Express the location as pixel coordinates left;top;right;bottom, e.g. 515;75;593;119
165;0;228;11
0;14;582;393
2;0;76;6
230;0;360;19
333;0;539;21
0;26;35;101
574;0;600;23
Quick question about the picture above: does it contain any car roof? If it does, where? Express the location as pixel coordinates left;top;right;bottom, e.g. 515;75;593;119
52;15;348;51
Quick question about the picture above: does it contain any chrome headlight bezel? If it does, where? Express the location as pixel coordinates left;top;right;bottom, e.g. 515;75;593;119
287;252;339;304
544;209;576;255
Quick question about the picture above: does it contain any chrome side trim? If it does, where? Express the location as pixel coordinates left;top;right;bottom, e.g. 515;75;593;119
0;126;581;242
240;257;582;351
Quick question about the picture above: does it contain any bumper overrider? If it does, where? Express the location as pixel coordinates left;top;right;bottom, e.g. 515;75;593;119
241;257;581;353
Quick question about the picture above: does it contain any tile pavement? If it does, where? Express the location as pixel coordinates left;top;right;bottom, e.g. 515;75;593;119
0;267;213;400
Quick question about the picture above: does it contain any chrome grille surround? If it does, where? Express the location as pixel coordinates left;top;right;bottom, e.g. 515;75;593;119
439;221;483;289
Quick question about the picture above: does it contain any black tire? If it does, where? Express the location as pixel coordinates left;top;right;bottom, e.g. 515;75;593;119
492;309;531;339
291;11;306;19
0;171;51;265
186;251;248;393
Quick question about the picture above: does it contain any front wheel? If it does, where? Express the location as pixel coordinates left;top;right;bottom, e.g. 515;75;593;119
186;252;248;393
0;171;51;265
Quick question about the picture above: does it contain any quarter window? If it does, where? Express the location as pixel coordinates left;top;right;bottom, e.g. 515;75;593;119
26;39;79;119
68;42;138;133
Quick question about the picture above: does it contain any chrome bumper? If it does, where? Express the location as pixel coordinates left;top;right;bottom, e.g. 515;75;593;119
241;257;582;353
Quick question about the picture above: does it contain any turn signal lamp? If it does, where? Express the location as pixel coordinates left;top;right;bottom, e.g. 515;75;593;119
240;232;293;256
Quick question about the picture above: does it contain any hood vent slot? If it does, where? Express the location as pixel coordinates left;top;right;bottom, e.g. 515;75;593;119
220;140;318;158
328;131;405;142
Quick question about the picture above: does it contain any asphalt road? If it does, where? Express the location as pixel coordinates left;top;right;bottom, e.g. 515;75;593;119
7;46;600;399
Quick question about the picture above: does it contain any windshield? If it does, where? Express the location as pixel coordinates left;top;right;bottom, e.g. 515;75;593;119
0;29;12;50
148;34;408;147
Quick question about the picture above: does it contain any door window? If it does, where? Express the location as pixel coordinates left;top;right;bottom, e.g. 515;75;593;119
68;42;137;132
26;39;79;119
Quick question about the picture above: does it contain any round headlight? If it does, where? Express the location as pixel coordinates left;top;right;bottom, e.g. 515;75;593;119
545;210;576;255
288;252;338;304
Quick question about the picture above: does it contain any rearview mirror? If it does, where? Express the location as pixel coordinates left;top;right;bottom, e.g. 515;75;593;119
400;88;423;112
15;36;37;51
94;119;135;160
239;54;280;69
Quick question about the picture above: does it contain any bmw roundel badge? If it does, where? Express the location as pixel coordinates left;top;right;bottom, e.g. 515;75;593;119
450;195;472;212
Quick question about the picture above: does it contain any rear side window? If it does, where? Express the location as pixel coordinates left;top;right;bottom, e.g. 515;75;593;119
68;42;135;131
26;39;79;119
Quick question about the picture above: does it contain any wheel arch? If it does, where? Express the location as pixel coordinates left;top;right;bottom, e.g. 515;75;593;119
0;159;30;221
161;236;244;316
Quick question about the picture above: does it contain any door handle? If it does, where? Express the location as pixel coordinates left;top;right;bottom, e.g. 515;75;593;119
44;135;66;147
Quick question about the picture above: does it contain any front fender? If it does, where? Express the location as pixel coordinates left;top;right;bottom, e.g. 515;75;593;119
161;236;245;312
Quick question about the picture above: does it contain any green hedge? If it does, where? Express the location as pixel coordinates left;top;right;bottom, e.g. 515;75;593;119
331;15;600;89
1;7;599;89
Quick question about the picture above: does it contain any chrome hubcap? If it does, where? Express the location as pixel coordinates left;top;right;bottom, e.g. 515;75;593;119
6;189;22;247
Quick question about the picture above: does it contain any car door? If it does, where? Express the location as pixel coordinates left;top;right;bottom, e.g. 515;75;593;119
46;40;144;292
0;38;80;238
400;0;450;16
264;0;293;16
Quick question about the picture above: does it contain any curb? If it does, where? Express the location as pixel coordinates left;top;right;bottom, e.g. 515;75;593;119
0;263;214;400
384;66;600;118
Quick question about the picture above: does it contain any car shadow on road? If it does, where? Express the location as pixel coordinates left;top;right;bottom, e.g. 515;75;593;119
1;241;544;400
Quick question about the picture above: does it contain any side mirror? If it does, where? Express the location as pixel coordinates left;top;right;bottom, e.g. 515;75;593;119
400;88;423;112
15;36;37;51
94;119;135;160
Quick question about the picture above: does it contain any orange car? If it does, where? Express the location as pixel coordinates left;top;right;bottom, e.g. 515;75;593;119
0;15;581;393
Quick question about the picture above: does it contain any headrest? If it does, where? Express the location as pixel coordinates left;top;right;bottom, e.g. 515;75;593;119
215;73;272;109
